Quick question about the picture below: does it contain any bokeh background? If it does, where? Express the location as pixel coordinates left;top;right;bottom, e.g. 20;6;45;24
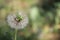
0;0;60;40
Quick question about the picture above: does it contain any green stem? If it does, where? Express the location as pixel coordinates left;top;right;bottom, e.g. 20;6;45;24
15;29;17;40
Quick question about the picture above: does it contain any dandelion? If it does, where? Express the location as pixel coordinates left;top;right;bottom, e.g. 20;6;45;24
7;11;29;40
7;11;29;29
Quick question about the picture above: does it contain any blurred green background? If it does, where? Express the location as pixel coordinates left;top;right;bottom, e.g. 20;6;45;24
0;0;60;40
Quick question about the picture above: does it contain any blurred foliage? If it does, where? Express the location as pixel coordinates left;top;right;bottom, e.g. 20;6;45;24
0;0;60;40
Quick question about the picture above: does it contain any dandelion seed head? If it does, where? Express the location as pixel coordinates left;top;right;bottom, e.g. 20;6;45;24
7;11;29;29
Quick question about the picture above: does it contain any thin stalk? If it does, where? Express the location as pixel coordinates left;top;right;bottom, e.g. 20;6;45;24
14;28;18;40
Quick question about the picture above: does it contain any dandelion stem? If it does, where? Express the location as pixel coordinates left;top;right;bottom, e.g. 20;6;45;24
15;28;17;40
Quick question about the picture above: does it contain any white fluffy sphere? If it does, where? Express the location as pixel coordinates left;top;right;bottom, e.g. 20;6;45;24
7;11;29;29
